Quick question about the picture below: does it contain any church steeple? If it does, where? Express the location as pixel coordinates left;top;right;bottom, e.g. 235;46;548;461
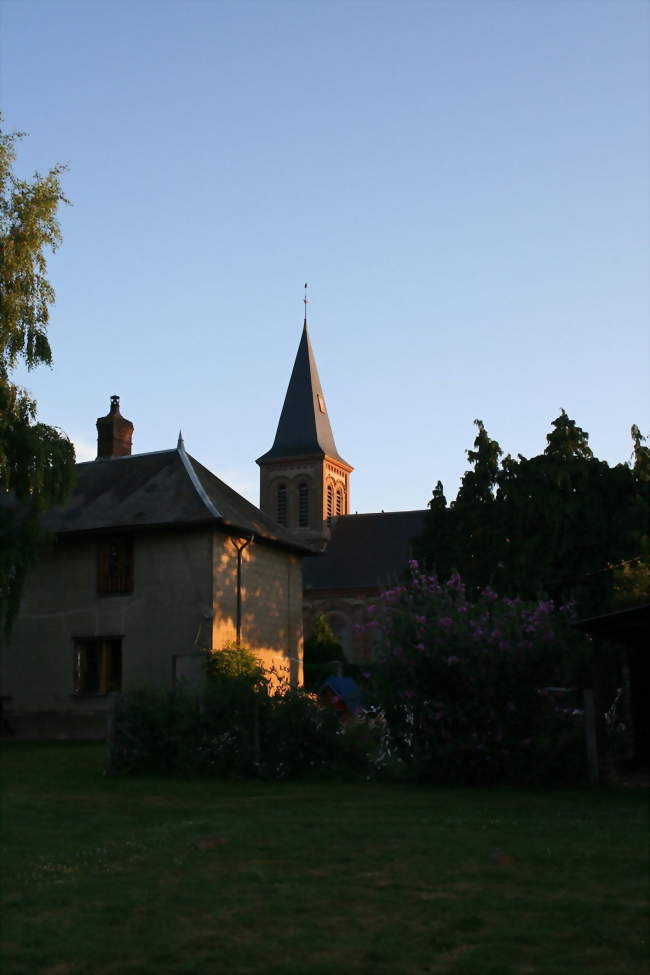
256;320;349;467
257;302;353;545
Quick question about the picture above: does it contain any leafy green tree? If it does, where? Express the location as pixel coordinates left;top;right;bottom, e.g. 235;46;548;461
303;614;343;690
415;412;650;615
0;122;75;632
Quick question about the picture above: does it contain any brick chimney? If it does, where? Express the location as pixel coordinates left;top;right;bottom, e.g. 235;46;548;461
96;395;134;459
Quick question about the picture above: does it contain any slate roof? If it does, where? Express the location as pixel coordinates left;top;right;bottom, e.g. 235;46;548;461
256;322;351;467
39;447;312;551
303;510;428;591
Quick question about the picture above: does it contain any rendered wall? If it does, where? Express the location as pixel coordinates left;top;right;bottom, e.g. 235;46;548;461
0;529;213;737
211;534;303;686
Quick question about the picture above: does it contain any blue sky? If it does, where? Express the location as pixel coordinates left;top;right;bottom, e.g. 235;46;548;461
2;0;648;512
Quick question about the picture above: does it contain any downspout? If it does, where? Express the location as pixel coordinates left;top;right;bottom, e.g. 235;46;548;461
231;534;254;645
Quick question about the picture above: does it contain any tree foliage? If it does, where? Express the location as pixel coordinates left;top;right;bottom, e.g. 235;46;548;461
414;411;650;616
303;614;343;690
0;121;75;632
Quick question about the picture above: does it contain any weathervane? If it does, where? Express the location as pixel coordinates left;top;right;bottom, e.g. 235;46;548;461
304;282;308;324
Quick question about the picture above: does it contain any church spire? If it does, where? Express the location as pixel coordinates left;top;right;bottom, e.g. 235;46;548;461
256;315;349;466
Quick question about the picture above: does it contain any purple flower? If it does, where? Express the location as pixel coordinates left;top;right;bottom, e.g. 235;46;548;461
367;604;376;618
408;559;419;571
439;617;453;629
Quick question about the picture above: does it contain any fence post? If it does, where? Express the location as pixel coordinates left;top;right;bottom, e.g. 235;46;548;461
253;697;261;769
105;692;120;767
583;688;600;785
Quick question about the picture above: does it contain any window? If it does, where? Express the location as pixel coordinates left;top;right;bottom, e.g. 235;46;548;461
298;482;309;528
277;483;288;526
73;638;122;695
97;536;133;594
336;487;344;516
326;484;333;522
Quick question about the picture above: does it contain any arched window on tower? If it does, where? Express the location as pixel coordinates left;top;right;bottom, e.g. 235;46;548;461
336;486;344;517
276;483;287;526
298;482;309;528
326;484;334;523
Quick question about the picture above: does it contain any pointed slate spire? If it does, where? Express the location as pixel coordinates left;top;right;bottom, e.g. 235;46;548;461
177;430;185;451
257;322;349;465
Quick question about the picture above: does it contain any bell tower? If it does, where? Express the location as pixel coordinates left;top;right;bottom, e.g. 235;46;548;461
256;296;352;548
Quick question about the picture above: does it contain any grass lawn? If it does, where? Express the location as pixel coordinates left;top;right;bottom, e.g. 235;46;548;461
0;743;647;974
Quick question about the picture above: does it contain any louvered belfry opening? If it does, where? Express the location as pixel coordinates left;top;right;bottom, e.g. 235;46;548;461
96;395;134;459
298;482;310;528
277;483;288;526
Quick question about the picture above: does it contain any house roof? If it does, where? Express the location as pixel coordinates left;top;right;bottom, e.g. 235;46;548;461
39;446;312;551
303;509;428;591
256;322;351;468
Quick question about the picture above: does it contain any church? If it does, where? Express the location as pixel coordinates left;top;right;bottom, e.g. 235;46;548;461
0;309;425;736
256;310;427;662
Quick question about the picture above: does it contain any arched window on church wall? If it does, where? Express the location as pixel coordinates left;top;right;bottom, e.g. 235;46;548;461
336;486;344;516
326;483;333;523
298;482;309;528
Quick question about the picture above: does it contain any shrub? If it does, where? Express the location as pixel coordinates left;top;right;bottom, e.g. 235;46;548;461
108;645;372;779
204;642;267;686
366;563;589;784
108;685;205;775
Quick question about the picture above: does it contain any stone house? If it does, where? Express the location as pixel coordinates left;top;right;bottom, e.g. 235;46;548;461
1;396;307;737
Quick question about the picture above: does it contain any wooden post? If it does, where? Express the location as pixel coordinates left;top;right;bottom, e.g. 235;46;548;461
583;688;600;785
253;697;261;769
105;691;120;768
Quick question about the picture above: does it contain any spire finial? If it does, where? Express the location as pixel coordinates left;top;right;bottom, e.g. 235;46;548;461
177;429;185;451
303;282;308;326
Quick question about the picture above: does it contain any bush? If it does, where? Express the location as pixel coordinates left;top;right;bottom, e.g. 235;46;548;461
108;685;205;775
108;645;371;779
365;563;589;784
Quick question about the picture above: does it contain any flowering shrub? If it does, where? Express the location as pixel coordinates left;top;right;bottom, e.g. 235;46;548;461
367;563;589;784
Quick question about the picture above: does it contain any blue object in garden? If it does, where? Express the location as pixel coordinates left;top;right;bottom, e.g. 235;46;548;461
318;676;363;716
